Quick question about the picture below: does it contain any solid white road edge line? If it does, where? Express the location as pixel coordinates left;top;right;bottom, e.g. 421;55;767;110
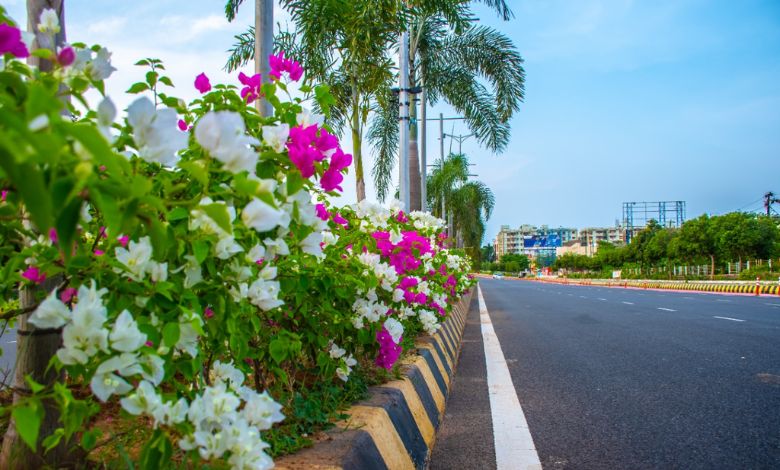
713;316;745;322
478;284;542;470
657;307;677;312
622;301;634;305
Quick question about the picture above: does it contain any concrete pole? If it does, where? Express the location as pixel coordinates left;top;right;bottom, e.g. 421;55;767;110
398;31;410;212
420;86;427;212
439;113;445;220
255;0;274;117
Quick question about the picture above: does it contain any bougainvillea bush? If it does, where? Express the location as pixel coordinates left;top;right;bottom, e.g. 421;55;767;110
0;7;473;469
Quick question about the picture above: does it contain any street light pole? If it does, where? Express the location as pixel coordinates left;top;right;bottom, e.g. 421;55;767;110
398;31;410;212
420;85;427;212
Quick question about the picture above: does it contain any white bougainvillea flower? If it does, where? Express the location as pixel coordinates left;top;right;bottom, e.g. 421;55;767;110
120;380;162;415
215;236;243;260
195;111;260;174
114;236;153;281
97;96;117;142
37;8;60;34
243;390;284;430
211;360;245;391
296;108;324;128
159;397;189;426
148;261;168;282
329;343;346;359
175;310;203;357
242;198;288;233
91;369;133;402
336;354;358;382
383;317;404;344
96;352;144;377
419;309;441;335
261;123;290;153
246;243;266;264
181;255;203;288
109;310;147;352
248;278;284;311
139;353;166;386
127;97;187;167
29;291;71;329
263;237;290;258
299;232;323;257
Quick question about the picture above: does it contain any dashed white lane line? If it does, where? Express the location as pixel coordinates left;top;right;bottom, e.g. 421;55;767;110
597;298;607;301
713;316;745;322
764;303;780;307
683;297;694;300
622;301;634;305
657;308;677;312
579;296;587;299
716;299;731;303
478;284;542;470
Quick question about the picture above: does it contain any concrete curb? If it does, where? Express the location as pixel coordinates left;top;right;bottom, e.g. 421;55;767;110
275;287;474;470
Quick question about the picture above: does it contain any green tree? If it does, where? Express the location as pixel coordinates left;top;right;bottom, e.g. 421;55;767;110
481;243;495;263
670;214;717;278
426;153;493;249
369;2;525;207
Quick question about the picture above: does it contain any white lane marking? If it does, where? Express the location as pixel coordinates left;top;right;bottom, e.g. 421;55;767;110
716;299;730;303
764;303;780;307
579;296;587;299
478;284;542;469
713;316;745;322
7;341;16;344
683;297;694;300
597;298;607;301
622;301;634;305
657;308;676;312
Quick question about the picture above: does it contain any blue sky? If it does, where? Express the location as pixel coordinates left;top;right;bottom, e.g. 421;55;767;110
4;0;779;244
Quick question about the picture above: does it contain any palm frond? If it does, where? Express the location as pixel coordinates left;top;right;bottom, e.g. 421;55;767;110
474;0;514;21
225;0;246;22
225;25;255;72
368;91;399;202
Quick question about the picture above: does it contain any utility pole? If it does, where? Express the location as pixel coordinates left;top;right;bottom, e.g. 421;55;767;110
420;86;427;212
255;0;273;117
398;30;411;212
764;191;780;216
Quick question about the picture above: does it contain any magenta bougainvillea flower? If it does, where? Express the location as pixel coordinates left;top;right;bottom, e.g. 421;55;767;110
49;228;58;244
22;266;46;284
59;287;78;303
238;72;262;103
1;189;7;202
117;235;130;247
375;327;403;370
0;23;30;58
268;52;303;82
194;72;211;94
204;306;215;319
178;119;189;131
57;46;75;66
315;203;330;221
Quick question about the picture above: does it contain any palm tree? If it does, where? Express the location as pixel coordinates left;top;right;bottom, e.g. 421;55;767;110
369;2;525;209
225;0;398;201
427;153;494;250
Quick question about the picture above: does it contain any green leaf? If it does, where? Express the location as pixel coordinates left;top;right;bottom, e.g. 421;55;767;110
80;429;101;451
42;428;64;452
158;76;174;87
315;84;336;118
201;203;232;234
126;82;149;94
178;161;208;187
192;240;209;264
135;59;150;66
145;71;158;88
24;376;44;394
269;337;288;364
162;322;180;347
55;198;83;260
168;207;188;222
16;163;53;232
31;49;54;60
286;171;304;196
12;400;43;451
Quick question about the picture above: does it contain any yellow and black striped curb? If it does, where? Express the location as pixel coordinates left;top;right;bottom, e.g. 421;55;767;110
536;279;780;295
275;287;474;470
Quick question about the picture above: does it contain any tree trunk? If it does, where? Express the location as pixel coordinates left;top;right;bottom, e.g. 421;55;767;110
0;278;77;468
26;0;65;73
351;82;365;201
407;79;421;211
254;0;273;117
710;254;715;280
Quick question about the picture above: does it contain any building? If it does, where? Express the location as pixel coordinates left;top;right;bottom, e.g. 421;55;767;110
493;224;578;260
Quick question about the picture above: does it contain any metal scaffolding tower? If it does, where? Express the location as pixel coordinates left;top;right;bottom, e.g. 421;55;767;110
622;201;686;242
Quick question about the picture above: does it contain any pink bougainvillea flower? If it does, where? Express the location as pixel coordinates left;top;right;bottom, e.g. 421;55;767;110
329;148;352;172
49;228;58;244
287;141;320;178
396;211;408;223
94;249;105;256
288;124;318;148
268;51;304;82
320;167;344;192
238;71;262;103
1;189;7;202
332;212;348;227
0;24;30;58
194;72;211;93
314;129;339;155
56;46;75;66
99;226;108;239
375;327;403;370
204;306;215;319
145;340;154;348
315;203;330;221
22;266;46;284
117;235;129;247
60;287;77;303
177;119;188;131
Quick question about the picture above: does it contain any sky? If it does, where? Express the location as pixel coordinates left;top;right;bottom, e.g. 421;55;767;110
3;0;779;244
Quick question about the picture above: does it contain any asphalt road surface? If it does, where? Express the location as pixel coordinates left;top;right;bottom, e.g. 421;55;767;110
430;279;780;469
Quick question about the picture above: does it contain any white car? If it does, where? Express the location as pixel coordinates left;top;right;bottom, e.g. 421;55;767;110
493;272;504;279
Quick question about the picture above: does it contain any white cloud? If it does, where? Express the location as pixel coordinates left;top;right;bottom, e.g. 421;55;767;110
87;17;127;36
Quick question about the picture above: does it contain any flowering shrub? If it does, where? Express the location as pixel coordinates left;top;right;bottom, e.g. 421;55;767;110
0;7;474;469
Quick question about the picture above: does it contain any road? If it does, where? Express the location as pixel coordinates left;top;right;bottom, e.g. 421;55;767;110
430;279;780;469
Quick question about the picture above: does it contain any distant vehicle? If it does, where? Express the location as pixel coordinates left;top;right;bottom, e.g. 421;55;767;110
493;272;504;279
